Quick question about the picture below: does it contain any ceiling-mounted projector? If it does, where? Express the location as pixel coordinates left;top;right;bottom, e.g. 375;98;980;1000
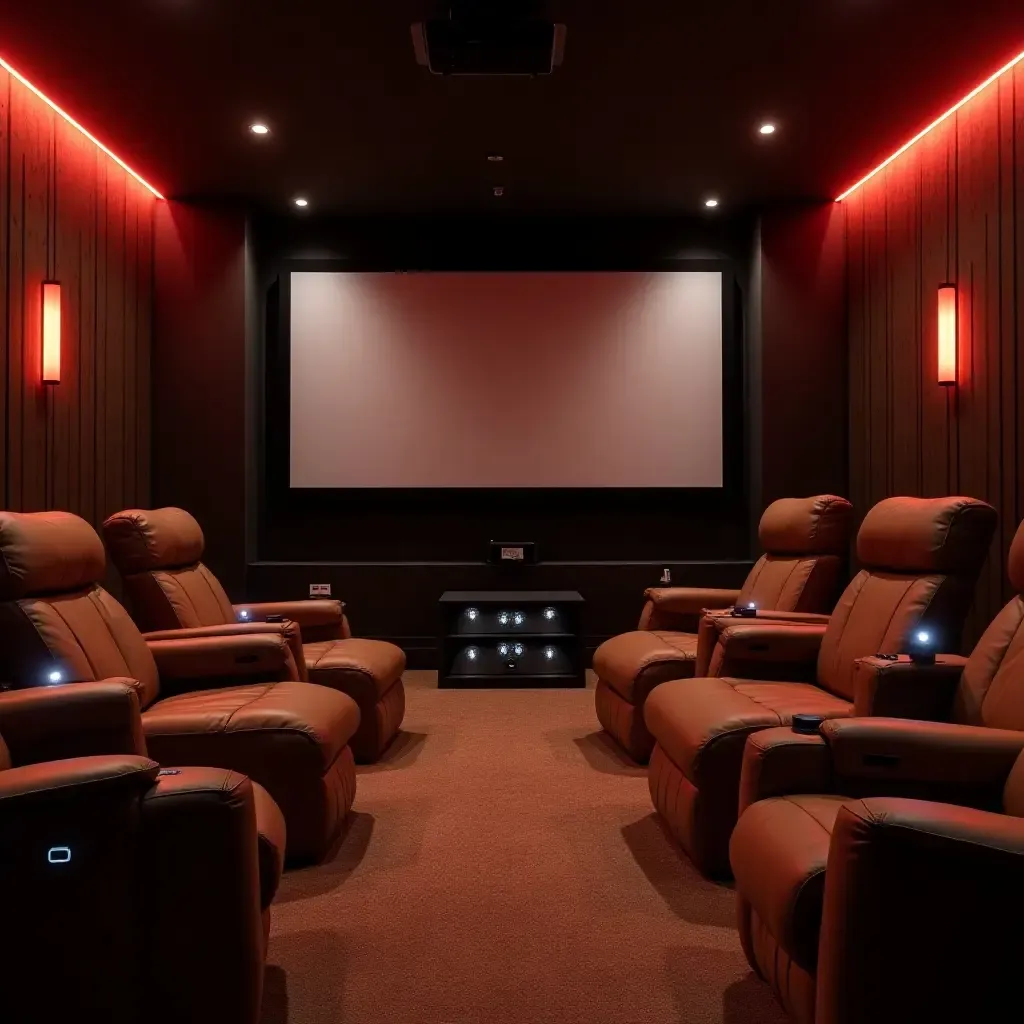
411;1;566;75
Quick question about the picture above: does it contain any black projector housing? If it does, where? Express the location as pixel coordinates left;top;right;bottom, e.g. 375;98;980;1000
411;14;566;75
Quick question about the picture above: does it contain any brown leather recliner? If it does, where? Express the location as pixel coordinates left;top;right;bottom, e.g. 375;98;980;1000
593;495;854;762
103;507;405;763
0;678;284;1024
729;516;1024;1023
644;495;997;877
0;510;358;864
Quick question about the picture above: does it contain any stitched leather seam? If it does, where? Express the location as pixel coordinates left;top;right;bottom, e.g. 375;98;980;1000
779;798;831;934
744;557;766;596
12;599;67;678
779;558;803;604
50;590;104;680
874;577;917;652
695;719;780;772
197;564;228;621
3;764;155;799
855;813;1024;854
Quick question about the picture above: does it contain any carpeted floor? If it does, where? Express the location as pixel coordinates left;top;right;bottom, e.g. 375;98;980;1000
262;671;788;1024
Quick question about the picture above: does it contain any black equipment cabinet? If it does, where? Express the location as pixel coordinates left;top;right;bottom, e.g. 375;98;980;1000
438;590;585;688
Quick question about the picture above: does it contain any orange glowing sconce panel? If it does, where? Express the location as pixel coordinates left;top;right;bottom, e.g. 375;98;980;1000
937;284;957;386
42;282;61;384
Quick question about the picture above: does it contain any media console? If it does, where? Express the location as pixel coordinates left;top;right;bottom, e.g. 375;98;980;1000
438;590;585;688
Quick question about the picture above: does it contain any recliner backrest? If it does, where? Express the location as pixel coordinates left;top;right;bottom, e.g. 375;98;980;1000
954;520;1024;731
736;495;853;613
102;508;235;632
816;496;997;700
0;512;161;708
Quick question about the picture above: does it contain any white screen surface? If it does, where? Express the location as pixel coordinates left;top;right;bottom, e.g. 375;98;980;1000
289;270;723;488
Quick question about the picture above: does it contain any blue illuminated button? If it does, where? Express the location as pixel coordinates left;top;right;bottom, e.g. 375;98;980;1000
48;846;71;864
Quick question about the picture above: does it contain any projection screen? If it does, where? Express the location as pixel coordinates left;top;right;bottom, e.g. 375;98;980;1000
289;270;723;488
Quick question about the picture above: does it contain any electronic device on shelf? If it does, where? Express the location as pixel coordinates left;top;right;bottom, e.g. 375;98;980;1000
487;541;538;565
438;590;585;688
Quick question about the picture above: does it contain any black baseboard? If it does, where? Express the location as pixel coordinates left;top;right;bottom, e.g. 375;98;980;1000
245;560;754;662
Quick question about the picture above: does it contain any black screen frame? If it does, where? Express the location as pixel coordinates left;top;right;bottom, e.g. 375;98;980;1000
264;257;744;507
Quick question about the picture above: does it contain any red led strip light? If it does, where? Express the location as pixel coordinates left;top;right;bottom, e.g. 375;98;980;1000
0;55;164;199
836;46;1024;202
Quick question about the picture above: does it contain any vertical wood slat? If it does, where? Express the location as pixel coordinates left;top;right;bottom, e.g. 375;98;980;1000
846;191;867;514
103;163;126;523
847;69;1023;650
0;66;155;530
0;72;8;510
1017;62;1024;544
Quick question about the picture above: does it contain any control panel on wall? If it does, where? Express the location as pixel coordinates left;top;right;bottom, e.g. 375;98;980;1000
438;590;585;688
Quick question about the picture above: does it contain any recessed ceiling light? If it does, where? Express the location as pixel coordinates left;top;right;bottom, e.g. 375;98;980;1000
294;197;309;207
758;123;776;135
487;154;504;162
704;198;719;208
249;123;270;135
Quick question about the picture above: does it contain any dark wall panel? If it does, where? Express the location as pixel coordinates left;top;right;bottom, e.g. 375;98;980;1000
152;202;249;594
0;66;155;547
847;61;1024;648
757;204;848;504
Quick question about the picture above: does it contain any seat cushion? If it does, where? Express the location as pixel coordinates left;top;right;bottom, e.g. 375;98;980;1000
645;676;852;779
141;681;360;772
592;630;698;703
731;794;847;973
304;638;406;700
250;780;286;910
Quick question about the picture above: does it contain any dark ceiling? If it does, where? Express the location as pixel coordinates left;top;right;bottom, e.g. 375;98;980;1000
4;1;1024;215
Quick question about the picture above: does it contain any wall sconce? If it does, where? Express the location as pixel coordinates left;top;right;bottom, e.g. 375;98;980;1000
937;284;957;386
42;281;61;384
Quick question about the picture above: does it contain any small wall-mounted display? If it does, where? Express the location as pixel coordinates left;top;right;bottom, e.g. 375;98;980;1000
439;590;584;688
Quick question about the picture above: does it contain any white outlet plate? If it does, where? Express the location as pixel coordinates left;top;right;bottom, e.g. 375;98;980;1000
309;583;332;597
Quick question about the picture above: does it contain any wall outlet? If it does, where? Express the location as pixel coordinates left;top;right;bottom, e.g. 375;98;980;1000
309;583;332;597
659;568;672;585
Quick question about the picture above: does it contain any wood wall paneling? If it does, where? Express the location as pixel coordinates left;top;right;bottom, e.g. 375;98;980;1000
0;67;155;541
847;62;1024;647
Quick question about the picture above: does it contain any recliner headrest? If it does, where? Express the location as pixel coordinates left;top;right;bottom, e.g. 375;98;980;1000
1006;520;1024;594
0;511;106;599
103;508;205;575
856;496;997;575
758;495;853;556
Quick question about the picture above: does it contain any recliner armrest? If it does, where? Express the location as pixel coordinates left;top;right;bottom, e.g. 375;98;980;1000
144;622;297;641
816;796;1024;1021
705;610;832;632
233;599;346;641
700;614;830;678
853;654;968;719
716;621;827;663
0;681;147;765
0;753;159;803
740;718;1024;812
820;718;1024;799
147;633;299;690
739;727;833;812
639;587;741;631
144;621;308;681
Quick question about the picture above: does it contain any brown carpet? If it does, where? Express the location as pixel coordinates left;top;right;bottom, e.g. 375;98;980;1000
262;671;788;1024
